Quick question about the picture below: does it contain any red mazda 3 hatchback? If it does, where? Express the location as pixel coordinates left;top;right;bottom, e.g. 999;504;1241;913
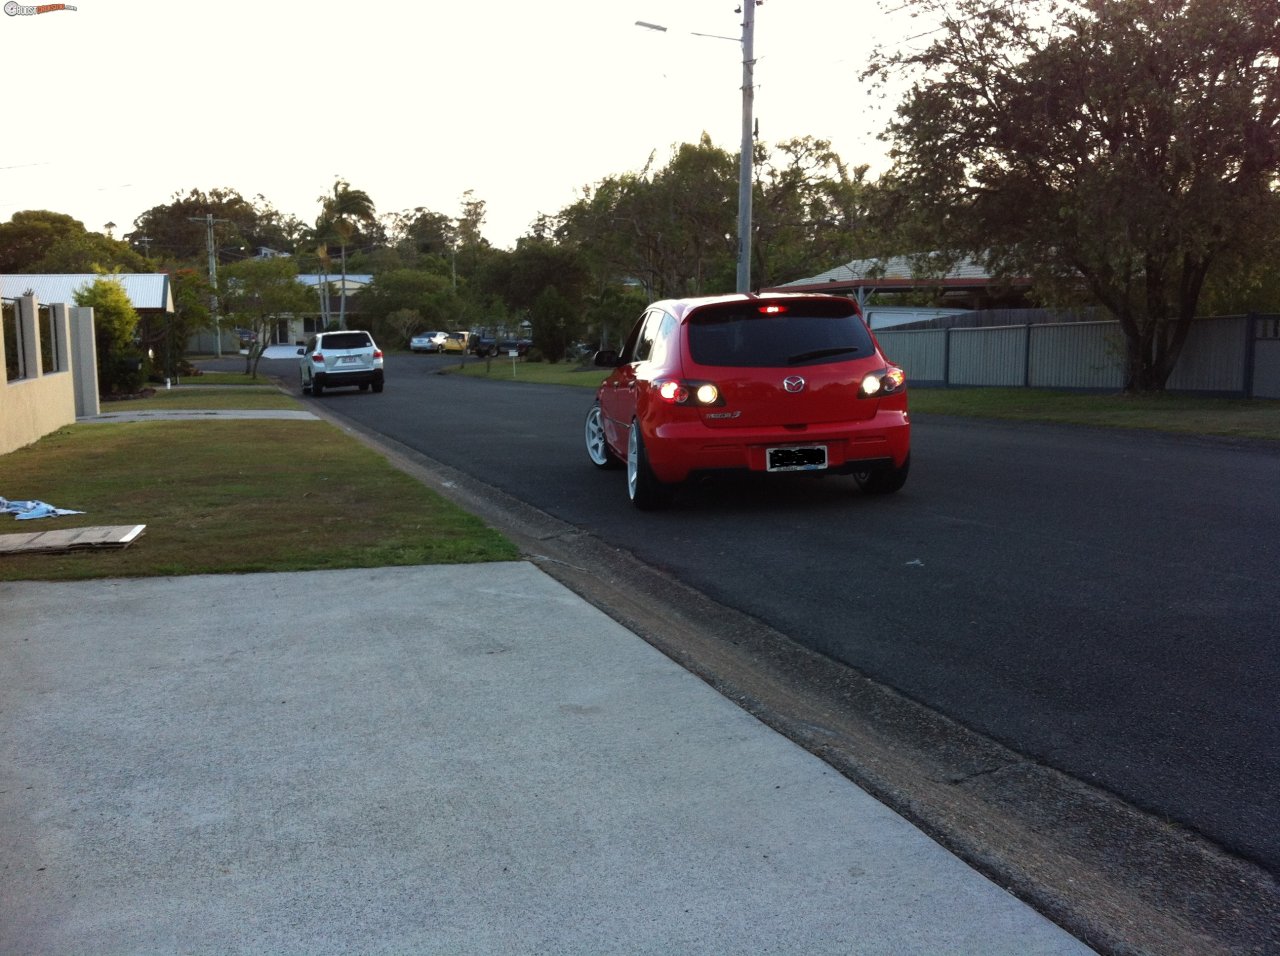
585;293;911;509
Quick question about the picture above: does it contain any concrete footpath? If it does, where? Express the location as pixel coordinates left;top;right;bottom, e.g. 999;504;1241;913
0;564;1094;955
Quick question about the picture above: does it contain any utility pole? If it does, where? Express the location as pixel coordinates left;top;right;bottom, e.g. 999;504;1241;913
737;1;758;294
190;214;229;356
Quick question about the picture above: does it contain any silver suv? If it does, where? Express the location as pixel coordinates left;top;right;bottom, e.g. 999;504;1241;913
298;330;384;396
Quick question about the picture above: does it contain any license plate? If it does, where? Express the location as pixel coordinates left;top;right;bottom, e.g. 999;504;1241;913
767;445;828;472
339;355;361;364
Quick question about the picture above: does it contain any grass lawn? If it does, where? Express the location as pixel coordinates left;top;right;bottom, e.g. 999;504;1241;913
103;384;300;411
0;417;516;582
445;358;611;389
907;388;1280;441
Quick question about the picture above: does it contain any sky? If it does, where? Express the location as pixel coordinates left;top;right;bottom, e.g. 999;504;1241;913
1;0;931;251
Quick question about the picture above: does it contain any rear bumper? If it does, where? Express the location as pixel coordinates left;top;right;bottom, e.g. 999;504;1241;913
645;409;910;484
315;368;384;388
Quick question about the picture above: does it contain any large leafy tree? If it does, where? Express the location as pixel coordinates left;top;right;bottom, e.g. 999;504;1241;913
0;211;148;273
552;135;870;298
353;268;455;343
865;0;1280;391
219;257;313;377
127;188;300;264
753;137;871;289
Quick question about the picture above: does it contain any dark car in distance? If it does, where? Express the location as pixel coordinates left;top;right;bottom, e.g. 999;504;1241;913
585;293;910;508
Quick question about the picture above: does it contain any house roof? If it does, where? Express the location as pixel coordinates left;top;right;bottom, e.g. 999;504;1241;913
767;255;1023;296
0;273;174;312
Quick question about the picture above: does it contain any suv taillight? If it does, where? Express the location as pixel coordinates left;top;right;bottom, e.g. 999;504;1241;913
373;349;383;359
311;352;325;364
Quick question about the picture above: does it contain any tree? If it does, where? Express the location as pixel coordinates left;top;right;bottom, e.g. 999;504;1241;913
127;188;293;264
752;137;871;289
0;210;148;273
220;258;313;377
352;268;455;343
74;275;142;396
528;285;577;362
865;0;1280;391
315;179;377;328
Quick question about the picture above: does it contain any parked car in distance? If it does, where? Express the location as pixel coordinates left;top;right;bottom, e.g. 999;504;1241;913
470;336;499;357
498;338;532;357
440;331;470;354
299;330;384;396
410;331;448;353
585;293;910;509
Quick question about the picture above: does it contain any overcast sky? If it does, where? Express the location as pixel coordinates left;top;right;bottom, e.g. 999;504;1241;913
2;0;929;250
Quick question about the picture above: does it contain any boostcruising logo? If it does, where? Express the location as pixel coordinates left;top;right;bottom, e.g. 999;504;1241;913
5;2;77;13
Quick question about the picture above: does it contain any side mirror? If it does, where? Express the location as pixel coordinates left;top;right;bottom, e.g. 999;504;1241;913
296;347;305;356
593;349;620;368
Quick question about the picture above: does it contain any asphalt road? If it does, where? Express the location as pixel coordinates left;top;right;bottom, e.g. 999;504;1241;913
262;352;1280;881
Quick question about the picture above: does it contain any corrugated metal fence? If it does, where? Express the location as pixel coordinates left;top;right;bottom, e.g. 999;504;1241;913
875;314;1280;398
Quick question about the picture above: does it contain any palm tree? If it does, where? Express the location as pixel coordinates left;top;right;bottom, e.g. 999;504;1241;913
317;179;376;328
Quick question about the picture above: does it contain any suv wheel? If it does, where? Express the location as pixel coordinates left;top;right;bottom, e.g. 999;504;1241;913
311;375;323;397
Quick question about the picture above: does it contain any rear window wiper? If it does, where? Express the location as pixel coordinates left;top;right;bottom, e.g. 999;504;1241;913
787;346;861;364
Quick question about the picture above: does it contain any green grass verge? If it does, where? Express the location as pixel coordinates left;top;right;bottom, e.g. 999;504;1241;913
0;419;517;581
908;388;1280;440
445;358;611;388
103;385;301;411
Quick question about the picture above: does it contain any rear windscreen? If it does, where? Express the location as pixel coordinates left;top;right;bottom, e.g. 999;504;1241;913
321;332;372;350
687;300;874;368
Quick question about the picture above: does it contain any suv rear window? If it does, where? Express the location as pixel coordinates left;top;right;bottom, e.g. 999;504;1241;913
687;300;873;368
320;332;372;350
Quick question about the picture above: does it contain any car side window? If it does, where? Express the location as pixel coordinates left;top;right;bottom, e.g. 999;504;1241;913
633;310;668;364
618;311;650;364
648;312;678;367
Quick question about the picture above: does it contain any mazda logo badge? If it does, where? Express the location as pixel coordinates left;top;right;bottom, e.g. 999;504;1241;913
783;376;806;393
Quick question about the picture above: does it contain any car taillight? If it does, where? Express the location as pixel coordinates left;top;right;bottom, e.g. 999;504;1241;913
311;352;325;363
759;304;788;315
373;349;383;359
859;365;906;397
654;378;723;406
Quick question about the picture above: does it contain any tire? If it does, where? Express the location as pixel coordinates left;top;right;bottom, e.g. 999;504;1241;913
372;380;384;393
627;420;672;510
585;402;621;470
311;375;323;397
853;453;910;494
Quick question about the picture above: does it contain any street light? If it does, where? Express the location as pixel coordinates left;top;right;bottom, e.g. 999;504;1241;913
636;4;758;293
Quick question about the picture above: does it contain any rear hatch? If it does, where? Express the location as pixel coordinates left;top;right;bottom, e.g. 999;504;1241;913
319;331;375;372
682;299;883;428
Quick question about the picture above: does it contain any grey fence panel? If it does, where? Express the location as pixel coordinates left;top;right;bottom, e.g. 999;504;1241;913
1255;341;1280;398
870;315;1272;396
949;326;1026;386
1029;321;1124;389
1165;316;1248;394
875;329;946;384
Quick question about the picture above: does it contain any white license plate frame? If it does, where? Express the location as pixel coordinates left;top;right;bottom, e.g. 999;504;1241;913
766;445;829;472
